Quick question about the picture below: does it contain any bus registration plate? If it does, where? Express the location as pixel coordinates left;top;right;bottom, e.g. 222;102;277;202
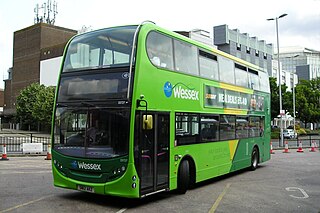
77;185;94;193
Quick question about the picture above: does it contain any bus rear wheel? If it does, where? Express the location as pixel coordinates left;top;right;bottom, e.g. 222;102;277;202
250;147;259;171
177;160;190;194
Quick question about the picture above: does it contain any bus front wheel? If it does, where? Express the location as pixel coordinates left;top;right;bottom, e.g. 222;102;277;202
177;160;190;194
250;147;259;171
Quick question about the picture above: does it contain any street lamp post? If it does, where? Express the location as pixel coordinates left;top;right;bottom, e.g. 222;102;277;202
288;54;299;135
284;54;299;135
267;13;288;147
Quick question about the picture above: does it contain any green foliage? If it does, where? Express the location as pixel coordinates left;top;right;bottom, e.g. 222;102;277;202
271;129;280;139
16;83;55;131
297;128;307;135
269;77;292;119
270;77;320;126
269;77;279;119
295;77;320;126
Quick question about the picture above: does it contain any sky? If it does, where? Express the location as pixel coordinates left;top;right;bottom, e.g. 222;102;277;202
0;0;319;89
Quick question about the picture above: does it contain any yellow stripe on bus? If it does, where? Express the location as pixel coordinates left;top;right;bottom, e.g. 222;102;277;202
220;82;253;94
224;109;247;115
228;140;239;161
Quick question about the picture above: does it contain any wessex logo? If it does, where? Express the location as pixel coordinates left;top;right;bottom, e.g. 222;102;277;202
163;81;199;101
71;161;102;171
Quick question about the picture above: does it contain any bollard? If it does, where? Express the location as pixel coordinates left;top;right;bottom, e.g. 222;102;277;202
270;142;275;154
45;144;52;160
297;140;304;153
1;144;9;160
310;140;316;152
283;141;290;153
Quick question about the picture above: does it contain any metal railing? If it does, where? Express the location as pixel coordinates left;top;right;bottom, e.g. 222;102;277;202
0;133;52;153
272;135;320;149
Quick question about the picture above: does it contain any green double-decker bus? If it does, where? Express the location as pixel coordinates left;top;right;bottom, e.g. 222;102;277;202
51;22;271;198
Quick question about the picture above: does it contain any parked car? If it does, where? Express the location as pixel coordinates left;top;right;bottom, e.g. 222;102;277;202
283;129;297;139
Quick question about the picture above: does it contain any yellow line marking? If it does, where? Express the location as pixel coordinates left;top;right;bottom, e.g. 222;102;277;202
0;195;52;213
208;183;231;213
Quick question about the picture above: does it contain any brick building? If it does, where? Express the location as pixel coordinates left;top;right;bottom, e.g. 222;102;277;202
3;23;77;126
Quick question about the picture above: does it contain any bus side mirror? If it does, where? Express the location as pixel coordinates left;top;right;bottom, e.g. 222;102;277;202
143;115;153;130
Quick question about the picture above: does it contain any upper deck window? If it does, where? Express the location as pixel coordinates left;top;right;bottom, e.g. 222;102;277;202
199;50;219;80
63;26;137;72
146;31;174;70
173;40;199;75
218;56;235;85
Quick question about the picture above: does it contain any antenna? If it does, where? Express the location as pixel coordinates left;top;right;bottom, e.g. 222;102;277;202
34;0;58;25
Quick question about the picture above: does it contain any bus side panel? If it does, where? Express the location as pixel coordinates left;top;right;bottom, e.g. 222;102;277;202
230;139;253;172
171;141;234;186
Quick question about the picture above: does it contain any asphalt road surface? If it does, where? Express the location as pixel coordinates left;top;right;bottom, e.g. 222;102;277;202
0;150;319;213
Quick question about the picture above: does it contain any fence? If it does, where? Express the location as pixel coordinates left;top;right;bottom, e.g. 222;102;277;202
1;132;319;154
272;135;320;149
0;133;52;154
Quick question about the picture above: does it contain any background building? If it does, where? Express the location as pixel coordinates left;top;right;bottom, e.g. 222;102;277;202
3;23;77;127
213;24;273;75
271;60;298;91
175;29;215;47
275;46;320;81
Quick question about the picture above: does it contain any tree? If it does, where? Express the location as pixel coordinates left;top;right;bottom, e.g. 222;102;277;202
269;77;279;119
32;85;55;128
295;78;320;127
269;77;292;120
16;83;55;131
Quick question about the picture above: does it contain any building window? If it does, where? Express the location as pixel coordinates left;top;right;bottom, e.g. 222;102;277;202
263;53;267;60
255;50;259;57
236;43;241;51
246;47;250;54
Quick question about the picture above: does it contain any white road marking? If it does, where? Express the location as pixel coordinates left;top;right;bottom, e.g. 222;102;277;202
285;187;309;199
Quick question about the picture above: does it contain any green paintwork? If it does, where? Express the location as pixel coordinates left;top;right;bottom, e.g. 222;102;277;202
52;22;271;198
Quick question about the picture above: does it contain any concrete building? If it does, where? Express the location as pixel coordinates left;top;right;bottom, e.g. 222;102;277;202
213;24;273;75
3;23;77;125
275;46;320;81
271;60;298;91
175;29;215;47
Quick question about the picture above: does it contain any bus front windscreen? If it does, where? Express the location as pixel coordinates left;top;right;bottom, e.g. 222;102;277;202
62;25;137;72
53;107;130;159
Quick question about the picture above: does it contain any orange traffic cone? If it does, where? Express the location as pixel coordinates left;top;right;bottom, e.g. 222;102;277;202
310;141;317;152
45;144;52;160
1;144;9;160
283;141;290;153
297;140;304;153
270;142;275;154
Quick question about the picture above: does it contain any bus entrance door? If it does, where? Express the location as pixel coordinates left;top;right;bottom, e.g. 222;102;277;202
136;112;170;196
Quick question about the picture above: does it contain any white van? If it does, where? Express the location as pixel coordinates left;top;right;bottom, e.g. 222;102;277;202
283;129;296;139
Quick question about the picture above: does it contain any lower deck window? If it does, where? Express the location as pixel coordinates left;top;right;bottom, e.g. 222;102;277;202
175;113;264;146
175;113;199;145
